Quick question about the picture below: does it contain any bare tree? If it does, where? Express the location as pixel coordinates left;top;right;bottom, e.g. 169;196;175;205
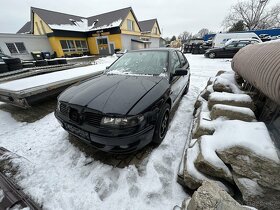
223;0;272;30
195;28;210;38
269;5;280;27
178;31;192;43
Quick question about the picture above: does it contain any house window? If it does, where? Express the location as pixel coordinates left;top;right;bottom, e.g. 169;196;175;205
60;40;88;53
127;20;134;31
81;40;88;51
15;42;28;53
153;27;158;34
75;40;88;52
97;38;108;45
67;40;75;52
6;42;27;54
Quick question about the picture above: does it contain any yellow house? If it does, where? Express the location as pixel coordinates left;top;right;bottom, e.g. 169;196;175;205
17;7;162;57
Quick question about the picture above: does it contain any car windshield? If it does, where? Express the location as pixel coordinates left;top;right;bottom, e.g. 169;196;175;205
107;51;168;76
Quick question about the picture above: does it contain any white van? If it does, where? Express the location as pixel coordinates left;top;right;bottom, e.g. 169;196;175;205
212;32;261;48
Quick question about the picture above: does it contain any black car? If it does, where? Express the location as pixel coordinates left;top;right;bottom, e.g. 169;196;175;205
204;41;252;58
55;49;190;153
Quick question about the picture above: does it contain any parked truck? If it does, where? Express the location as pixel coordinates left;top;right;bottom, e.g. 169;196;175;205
212;32;261;48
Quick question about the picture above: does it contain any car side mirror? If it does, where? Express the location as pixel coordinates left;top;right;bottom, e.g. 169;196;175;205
173;68;188;76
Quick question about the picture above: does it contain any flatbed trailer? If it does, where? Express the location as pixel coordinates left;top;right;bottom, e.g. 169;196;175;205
0;64;105;108
0;63;91;83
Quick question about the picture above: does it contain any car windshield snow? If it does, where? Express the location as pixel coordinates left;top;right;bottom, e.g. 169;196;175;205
107;51;168;76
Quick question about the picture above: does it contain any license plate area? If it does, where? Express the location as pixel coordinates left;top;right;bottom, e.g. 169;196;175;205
64;123;90;140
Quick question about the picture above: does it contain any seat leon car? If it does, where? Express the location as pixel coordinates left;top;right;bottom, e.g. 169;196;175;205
204;40;256;59
55;49;190;153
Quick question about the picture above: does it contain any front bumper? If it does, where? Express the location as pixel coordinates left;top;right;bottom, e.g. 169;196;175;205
55;111;155;154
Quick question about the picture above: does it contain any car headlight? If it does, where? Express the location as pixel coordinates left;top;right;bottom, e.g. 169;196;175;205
101;115;144;127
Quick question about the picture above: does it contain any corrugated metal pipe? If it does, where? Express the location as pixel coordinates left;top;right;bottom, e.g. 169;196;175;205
232;40;280;105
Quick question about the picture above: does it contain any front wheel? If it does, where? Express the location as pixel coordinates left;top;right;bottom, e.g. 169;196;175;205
152;103;170;144
209;52;216;59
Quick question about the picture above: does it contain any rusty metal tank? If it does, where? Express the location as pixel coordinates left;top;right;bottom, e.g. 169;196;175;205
232;40;280;105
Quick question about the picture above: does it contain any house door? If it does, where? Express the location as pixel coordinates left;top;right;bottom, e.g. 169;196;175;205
97;37;110;55
109;43;115;54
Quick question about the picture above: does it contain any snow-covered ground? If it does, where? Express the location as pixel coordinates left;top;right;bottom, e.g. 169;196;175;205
0;54;232;210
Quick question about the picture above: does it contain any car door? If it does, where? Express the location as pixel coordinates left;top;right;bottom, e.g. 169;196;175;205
169;51;182;104
176;51;190;93
169;51;189;104
223;43;239;58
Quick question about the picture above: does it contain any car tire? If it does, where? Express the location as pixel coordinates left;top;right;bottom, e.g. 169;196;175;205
152;103;170;144
57;59;67;64
209;52;216;59
35;60;48;67
47;60;59;65
0;63;9;73
3;58;21;65
8;63;23;71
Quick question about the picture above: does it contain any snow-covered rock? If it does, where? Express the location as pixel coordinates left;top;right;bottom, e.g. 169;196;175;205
192;111;215;139
183;141;232;194
183;141;208;190
208;92;255;110
185;181;251;210
218;146;280;191
210;104;256;122
233;174;280;210
195;139;233;183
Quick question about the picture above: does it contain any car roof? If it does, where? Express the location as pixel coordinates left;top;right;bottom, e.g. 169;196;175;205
129;48;179;53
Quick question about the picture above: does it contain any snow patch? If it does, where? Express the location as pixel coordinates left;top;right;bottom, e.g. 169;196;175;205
209;92;252;102
0;56;117;92
200;121;279;162
92;19;122;31
213;104;255;117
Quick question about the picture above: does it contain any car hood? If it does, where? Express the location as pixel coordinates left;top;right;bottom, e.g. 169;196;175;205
59;74;164;115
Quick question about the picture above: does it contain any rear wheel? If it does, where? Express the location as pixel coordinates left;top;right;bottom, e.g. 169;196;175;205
8;63;23;71
209;52;216;59
152;103;170;144
0;63;9;73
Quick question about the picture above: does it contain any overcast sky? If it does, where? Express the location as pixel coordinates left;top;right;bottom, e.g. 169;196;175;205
1;0;279;37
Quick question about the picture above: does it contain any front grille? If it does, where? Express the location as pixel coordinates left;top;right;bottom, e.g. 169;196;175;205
84;112;103;127
60;103;68;115
69;108;80;123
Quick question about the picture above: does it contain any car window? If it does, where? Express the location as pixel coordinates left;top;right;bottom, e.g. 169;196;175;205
226;44;236;48
237;43;248;48
107;51;168;75
176;51;187;67
170;51;181;74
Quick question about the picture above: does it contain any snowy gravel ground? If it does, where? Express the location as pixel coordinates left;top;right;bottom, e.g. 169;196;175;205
0;54;232;210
